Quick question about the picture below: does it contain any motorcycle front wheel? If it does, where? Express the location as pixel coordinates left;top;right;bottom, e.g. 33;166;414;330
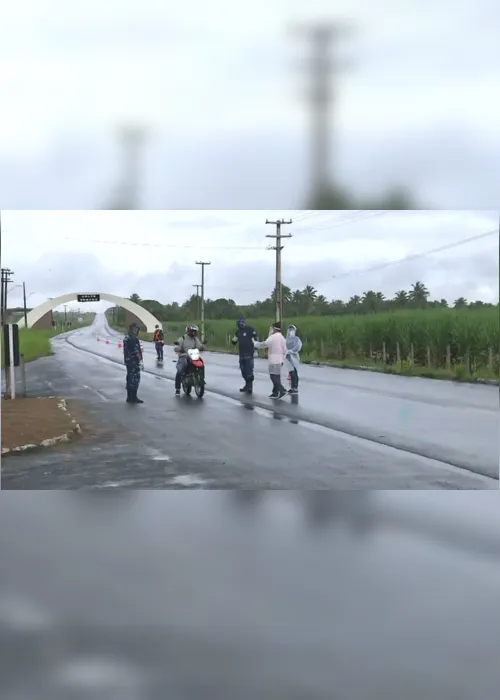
194;372;205;398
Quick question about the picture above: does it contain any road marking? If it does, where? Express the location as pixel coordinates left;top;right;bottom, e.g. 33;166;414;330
82;384;109;402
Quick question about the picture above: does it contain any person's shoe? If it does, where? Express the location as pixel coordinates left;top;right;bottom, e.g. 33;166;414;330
126;390;133;403
269;392;279;399
239;385;248;392
288;388;298;394
277;389;287;399
130;390;143;403
175;389;181;396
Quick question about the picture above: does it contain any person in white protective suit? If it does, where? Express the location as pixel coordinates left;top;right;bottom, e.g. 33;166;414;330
253;323;288;399
285;324;302;394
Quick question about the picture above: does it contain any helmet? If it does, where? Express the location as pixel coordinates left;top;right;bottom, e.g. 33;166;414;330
129;322;140;332
237;317;245;328
185;323;199;337
155;324;159;329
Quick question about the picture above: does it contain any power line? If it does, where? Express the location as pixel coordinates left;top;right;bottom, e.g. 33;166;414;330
293;210;392;237
331;229;498;280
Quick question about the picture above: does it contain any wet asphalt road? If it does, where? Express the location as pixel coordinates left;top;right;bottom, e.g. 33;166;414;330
1;492;500;698
1;316;498;489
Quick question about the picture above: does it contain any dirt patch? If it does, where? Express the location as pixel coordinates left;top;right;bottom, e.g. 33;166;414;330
1;397;82;452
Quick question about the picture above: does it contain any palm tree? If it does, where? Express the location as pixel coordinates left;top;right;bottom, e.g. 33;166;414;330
129;293;141;304
454;297;468;309
361;291;378;313
314;294;330;315
393;290;408;308
302;285;318;314
408;281;429;308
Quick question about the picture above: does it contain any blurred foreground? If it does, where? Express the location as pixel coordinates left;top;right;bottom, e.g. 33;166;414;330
1;2;498;209
1;491;499;698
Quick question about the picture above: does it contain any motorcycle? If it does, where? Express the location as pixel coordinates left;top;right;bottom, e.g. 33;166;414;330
174;344;206;398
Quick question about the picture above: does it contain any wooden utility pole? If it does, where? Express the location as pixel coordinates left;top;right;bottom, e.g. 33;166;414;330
1;267;14;326
195;262;211;342
193;284;201;321
266;219;292;327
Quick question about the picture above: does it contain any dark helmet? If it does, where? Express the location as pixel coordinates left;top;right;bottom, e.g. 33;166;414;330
185;323;199;337
155;324;159;329
237;317;245;328
129;322;140;332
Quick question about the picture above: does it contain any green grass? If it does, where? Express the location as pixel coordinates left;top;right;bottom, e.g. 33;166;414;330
1;329;59;369
108;310;500;384
1;320;95;369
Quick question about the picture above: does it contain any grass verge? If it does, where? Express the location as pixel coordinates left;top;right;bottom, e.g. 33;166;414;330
107;322;499;385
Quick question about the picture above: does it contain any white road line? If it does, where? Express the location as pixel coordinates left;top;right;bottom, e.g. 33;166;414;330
82;385;109;402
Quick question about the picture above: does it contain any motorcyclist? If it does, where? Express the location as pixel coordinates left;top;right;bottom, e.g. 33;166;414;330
174;324;204;395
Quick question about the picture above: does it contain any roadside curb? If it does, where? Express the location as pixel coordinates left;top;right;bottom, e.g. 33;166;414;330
1;397;82;457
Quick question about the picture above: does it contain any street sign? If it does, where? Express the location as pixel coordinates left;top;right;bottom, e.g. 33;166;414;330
77;294;100;302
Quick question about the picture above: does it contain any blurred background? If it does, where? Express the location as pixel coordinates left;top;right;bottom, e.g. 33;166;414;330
1;0;498;210
1;491;500;698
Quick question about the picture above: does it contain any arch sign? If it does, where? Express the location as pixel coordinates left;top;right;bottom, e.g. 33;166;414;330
17;292;162;333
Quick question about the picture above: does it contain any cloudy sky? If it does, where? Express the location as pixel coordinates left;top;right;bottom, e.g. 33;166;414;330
2;210;498;313
1;0;498;209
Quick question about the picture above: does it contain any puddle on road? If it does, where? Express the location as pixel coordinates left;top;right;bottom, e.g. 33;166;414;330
169;474;207;487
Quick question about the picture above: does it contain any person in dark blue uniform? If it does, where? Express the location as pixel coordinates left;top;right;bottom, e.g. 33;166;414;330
231;317;258;394
123;322;144;404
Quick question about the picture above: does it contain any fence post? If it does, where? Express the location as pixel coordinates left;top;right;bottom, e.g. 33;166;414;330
446;344;451;371
382;341;387;364
426;346;431;367
465;349;471;374
488;347;494;372
396;342;401;364
410;343;415;363
20;354;27;396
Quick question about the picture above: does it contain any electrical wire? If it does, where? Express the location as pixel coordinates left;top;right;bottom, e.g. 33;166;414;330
331;229;497;279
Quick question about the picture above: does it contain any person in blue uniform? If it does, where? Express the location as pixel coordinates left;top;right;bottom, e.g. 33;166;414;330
123;322;144;403
231;317;258;394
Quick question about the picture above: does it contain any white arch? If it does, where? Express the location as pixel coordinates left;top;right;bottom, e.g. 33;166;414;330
17;293;163;333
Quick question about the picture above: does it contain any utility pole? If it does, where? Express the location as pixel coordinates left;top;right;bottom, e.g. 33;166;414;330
195;262;211;343
106;126;147;209
63;304;68;326
1;267;14;325
23;282;28;326
193;284;201;321
266;219;292;327
292;23;350;201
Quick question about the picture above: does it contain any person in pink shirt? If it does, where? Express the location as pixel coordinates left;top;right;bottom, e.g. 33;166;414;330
253;323;288;399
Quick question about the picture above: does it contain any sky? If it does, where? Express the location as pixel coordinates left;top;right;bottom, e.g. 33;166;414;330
1;0;499;209
1;210;498;313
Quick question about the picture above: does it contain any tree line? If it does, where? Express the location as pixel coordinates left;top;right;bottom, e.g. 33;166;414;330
107;281;497;326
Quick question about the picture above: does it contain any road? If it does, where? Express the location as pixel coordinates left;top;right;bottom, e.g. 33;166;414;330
1;492;500;698
1;315;498;489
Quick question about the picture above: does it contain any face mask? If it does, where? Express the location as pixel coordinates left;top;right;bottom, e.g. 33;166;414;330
288;328;295;338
